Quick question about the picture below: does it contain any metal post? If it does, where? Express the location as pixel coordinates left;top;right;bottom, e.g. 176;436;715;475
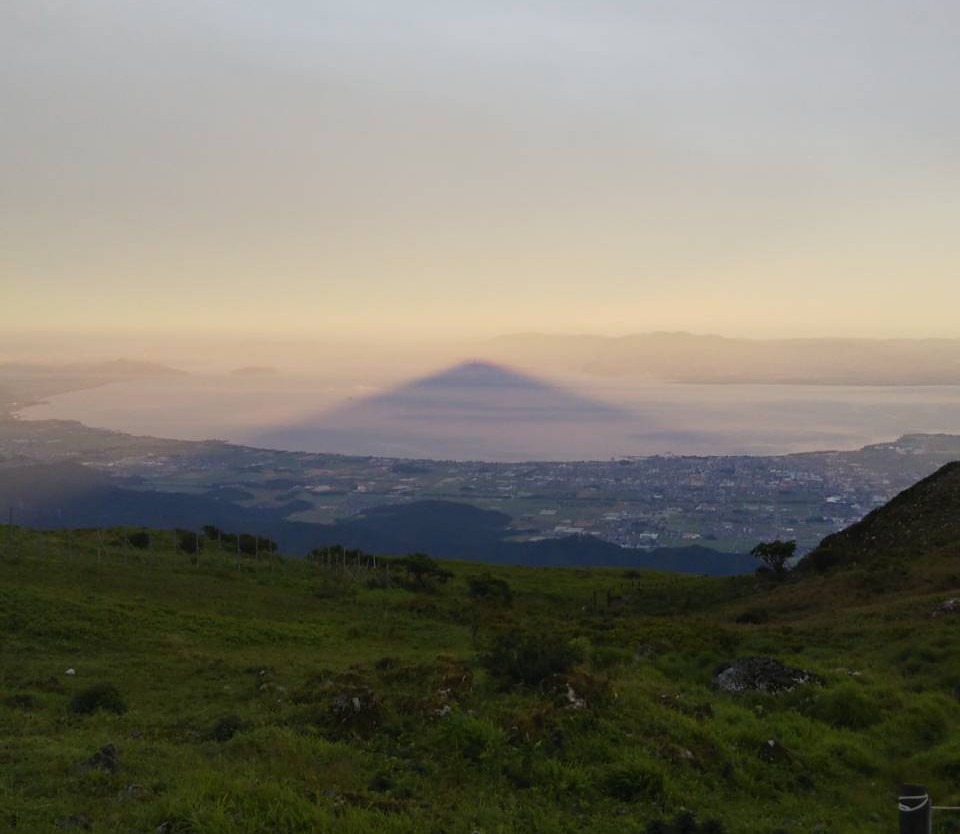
900;783;932;834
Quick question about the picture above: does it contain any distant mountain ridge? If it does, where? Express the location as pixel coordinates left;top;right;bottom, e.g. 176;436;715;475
0;359;188;415
0;359;186;378
486;332;960;385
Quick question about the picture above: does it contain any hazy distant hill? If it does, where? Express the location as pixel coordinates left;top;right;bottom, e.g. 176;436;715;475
230;366;279;377
256;361;632;460
0;359;186;379
487;332;960;385
801;460;960;570
0;359;188;414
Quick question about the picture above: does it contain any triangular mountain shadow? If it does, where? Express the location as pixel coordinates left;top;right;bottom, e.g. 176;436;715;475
356;361;627;419
254;361;632;460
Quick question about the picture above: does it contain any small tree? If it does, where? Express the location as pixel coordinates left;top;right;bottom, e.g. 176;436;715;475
397;553;452;589
750;539;796;574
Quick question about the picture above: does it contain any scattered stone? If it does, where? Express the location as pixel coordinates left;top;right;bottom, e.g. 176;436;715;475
116;783;146;802
713;657;820;694
330;686;383;733
563;682;587;710
65;668;76;676
933;597;960;617
758;738;792;765
80;743;120;773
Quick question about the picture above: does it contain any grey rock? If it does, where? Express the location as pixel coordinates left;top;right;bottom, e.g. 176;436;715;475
933;597;960;617
713;656;819;693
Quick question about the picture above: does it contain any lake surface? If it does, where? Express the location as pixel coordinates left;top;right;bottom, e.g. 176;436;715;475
19;373;960;461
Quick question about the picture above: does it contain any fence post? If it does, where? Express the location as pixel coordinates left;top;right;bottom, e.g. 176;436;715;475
900;783;932;834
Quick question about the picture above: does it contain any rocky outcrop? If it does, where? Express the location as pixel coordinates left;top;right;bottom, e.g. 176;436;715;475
713;657;819;694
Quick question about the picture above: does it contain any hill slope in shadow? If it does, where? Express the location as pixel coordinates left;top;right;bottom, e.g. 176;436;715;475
800;460;960;570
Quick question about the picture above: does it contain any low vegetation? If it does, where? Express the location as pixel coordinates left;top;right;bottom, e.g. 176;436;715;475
1;520;959;833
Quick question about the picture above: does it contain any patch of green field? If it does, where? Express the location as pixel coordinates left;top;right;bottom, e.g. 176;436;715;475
1;526;959;833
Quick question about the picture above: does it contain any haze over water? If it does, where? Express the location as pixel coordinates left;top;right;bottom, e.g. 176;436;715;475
21;371;960;461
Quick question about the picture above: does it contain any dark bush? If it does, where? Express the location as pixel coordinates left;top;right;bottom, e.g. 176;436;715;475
481;631;583;687
602;757;665;801
210;714;244;741
127;531;150;549
69;683;127;715
467;573;513;605
808;682;882;729
175;528;204;553
4;693;40;710
735;607;770;624
644;812;726;834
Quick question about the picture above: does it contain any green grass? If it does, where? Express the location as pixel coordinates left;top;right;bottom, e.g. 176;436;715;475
1;526;959;832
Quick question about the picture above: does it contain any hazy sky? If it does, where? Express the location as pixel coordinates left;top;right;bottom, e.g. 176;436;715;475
3;1;959;342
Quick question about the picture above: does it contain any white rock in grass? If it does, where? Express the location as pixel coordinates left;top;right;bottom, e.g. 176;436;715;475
65;668;76;676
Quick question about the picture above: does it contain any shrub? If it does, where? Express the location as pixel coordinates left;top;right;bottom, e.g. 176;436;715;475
127;531;150;549
467;572;513;606
175;528;203;553
69;683;127;715
481;631;584;687
735;607;770;624
645;814;727;834
396;553;453;589
4;693;40;710
312;570;357;599
808;682;882;729
211;714;244;741
601;756;666;801
591;645;633;671
438;714;505;764
886;694;951;745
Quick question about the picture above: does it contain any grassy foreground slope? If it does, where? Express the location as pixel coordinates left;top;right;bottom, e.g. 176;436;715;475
1;524;959;833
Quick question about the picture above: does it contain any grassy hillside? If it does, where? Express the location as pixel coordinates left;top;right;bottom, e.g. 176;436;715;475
802;461;960;571
1;525;959;833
